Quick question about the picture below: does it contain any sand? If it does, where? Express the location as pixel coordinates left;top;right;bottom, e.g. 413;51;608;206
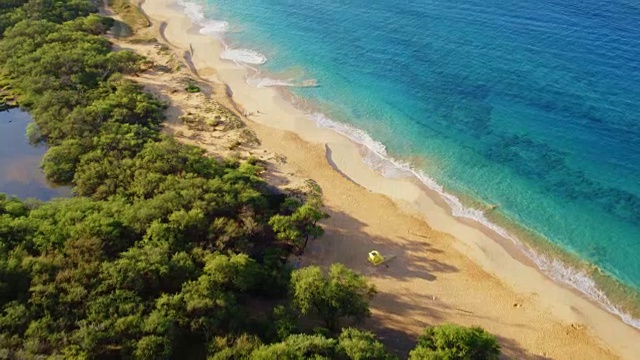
107;0;640;358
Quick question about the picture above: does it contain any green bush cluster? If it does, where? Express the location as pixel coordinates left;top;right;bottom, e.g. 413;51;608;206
186;82;202;93
0;188;391;358
0;1;503;359
210;328;396;360
409;324;501;360
0;0;98;37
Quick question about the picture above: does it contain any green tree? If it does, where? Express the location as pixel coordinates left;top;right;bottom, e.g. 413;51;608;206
290;264;376;331
134;335;172;360
408;324;500;360
151;253;262;342
339;328;397;360
207;334;263;360
269;198;328;254
243;329;395;360
250;333;340;360
0;0;97;38
41;138;86;183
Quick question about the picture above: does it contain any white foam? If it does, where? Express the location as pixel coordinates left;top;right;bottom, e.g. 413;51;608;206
177;0;204;22
176;1;265;65
310;111;640;330
247;77;296;88
177;0;267;69
177;0;229;36
199;20;229;36
311;113;388;155
220;48;267;65
247;77;319;88
529;250;640;329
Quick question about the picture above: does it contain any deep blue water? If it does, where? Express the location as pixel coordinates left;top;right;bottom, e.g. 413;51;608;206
184;0;640;315
0;110;69;200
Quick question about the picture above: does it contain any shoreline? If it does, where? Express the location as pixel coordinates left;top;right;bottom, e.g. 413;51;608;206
290;91;640;328
160;0;640;327
182;0;640;326
132;0;639;358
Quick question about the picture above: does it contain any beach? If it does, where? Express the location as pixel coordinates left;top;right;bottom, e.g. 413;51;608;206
118;0;640;357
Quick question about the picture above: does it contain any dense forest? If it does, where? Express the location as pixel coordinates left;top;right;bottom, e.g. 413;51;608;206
0;1;501;359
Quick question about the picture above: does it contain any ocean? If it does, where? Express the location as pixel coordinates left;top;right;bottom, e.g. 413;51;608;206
177;0;640;327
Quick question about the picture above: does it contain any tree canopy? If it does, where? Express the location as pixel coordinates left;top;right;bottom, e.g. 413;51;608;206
210;329;396;360
408;324;501;360
291;264;377;332
0;0;97;37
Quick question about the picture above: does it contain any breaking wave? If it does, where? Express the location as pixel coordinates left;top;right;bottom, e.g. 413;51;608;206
220;47;267;65
247;77;318;88
177;0;229;36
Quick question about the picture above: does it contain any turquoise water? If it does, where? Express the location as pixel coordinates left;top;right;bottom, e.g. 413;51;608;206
181;0;640;323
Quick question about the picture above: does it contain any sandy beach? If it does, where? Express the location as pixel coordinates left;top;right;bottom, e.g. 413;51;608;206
111;0;640;357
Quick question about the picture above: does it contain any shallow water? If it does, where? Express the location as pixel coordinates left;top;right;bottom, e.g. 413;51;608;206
181;0;640;323
0;110;69;200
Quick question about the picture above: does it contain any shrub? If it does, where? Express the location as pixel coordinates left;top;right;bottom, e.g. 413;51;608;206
409;324;500;360
185;83;201;93
290;264;376;331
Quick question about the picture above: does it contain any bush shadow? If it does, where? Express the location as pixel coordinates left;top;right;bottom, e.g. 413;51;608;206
497;335;552;360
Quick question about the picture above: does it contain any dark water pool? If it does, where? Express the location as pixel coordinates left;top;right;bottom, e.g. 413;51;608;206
0;109;70;200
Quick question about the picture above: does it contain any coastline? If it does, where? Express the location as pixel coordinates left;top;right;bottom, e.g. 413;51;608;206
165;0;640;326
128;0;639;358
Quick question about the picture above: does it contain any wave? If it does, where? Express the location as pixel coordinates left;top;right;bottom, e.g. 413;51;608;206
220;48;267;65
247;77;295;88
176;0;266;65
530;251;640;329
200;21;230;36
247;77;319;88
177;0;229;36
309;112;640;330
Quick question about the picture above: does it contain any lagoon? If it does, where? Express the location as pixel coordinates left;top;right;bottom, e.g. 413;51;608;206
0;109;69;200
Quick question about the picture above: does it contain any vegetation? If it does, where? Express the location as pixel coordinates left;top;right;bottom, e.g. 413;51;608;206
0;1;503;359
107;0;150;32
408;324;501;360
185;82;202;93
0;94;16;111
209;329;396;359
0;0;97;36
291;264;376;331
269;196;328;255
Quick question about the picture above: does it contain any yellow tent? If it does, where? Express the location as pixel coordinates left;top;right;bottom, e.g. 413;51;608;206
368;251;385;266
